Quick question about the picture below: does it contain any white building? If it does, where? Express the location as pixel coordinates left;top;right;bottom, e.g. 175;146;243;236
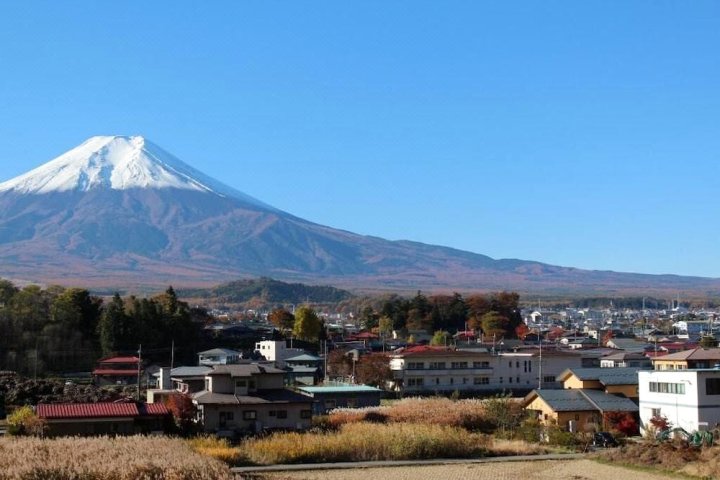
255;340;306;368
389;346;583;394
639;369;720;433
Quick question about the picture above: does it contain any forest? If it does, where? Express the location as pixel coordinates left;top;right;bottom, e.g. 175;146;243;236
0;280;201;377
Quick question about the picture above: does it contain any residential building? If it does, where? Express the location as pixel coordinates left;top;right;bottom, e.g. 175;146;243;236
388;346;583;394
197;348;242;366
255;340;306;368
651;347;720;371
191;364;313;434
600;352;652;369
37;402;169;437
92;356;141;386
557;367;641;400
297;383;385;414
524;388;639;431
639;369;720;433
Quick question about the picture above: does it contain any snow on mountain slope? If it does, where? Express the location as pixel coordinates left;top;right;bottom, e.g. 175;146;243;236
0;135;274;210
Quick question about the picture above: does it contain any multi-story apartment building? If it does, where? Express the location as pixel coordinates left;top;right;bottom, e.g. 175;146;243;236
389;346;583;394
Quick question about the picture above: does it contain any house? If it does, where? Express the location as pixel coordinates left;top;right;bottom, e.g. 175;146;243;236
191;364;313;434
37;402;170;437
388;346;583;394
285;354;323;386
524;388;639;431
198;348;242;366
557;367;641;400
297;382;385;414
255;340;307;368
605;338;652;353
600;352;652;369
639;369;720;433
651;347;720;371
92;356;141;386
147;366;213;403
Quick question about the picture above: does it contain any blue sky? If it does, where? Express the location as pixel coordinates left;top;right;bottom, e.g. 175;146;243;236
0;2;718;277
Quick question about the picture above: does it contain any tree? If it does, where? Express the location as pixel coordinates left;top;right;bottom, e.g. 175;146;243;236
359;306;379;330
430;330;450;346
378;316;394;337
98;293;132;356
326;349;353;377
515;323;530;340
700;335;718;348
268;308;295;332
165;393;197;435
293;306;322;341
480;311;509;338
355;354;392;388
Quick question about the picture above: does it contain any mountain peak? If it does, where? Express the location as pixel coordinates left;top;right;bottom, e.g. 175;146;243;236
0;135;273;209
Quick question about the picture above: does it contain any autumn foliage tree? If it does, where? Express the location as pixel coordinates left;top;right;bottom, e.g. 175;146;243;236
355;354;392;388
293;306;322;341
268;308;295;333
165;393;197;435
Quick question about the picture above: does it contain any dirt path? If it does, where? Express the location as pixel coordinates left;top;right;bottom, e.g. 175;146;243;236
246;459;678;480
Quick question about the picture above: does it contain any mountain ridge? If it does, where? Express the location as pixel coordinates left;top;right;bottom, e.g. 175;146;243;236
0;136;719;296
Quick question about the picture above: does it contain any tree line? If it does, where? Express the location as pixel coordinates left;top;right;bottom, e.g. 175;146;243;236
0;280;201;376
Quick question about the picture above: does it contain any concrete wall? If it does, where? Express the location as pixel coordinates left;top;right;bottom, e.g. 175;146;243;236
199;403;312;432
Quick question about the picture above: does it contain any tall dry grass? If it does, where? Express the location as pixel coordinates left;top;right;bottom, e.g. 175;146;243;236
327;397;496;431
242;422;488;465
0;435;232;480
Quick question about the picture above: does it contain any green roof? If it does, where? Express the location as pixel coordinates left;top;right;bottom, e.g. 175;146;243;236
298;384;383;394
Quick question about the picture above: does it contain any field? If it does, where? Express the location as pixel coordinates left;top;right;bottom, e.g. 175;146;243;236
247;459;683;480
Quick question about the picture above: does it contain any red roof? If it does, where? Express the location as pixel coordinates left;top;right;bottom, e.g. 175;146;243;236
37;402;169;419
98;356;140;363
92;369;139;376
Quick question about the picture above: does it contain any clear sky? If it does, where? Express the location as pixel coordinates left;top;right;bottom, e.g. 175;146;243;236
0;1;718;277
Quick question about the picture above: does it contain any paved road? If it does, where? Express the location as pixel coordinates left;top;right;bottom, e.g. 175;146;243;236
232;453;585;474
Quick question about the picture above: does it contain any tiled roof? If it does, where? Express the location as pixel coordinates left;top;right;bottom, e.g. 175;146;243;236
37;402;168;419
92;369;138;376
198;348;241;356
558;367;641;385
653;347;720;361
526;389;638;413
97;356;140;363
192;389;312;405
208;364;285;377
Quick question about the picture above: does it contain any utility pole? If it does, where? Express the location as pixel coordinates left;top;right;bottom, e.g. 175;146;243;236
170;339;175;370
538;337;543;390
137;344;142;402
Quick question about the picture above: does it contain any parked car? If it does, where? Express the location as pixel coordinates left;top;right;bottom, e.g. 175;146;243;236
593;431;618;447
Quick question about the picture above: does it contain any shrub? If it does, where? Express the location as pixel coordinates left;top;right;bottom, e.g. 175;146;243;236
6;406;46;436
241;422;488;464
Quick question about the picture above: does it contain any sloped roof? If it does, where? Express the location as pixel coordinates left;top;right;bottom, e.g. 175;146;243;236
37;402;168;419
97;356;140;364
298;384;383;394
208;364;285;377
192;389;312;405
601;351;649;361
653;347;720;362
198;348;241;356
557;367;641;386
286;354;322;362
525;389;638;413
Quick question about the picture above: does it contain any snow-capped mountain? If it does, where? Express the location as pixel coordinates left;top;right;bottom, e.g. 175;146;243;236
0;136;718;293
0;135;273;210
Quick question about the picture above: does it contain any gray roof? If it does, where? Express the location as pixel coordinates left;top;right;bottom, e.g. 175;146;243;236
298;384;383;394
208;364;285;377
151;366;212;378
192;389;312;405
528;389;638;413
198;348;241;356
558;367;641;386
286;354;322;362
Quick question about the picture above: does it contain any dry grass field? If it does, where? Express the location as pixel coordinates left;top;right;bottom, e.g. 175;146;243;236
248;459;682;480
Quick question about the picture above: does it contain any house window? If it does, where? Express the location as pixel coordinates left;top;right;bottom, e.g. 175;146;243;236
543;375;555;383
301;410;312;419
649;382;685;394
450;378;454;385
276;410;287;419
407;362;424;370
451;362;468;369
249;380;256;390
235;380;247;388
499;377;503;383
473;361;490;368
509;361;512;368
651;408;661;418
575;414;580;421
325;399;337;409
474;377;489;385
707;378;720;395
509;377;513;384
204;379;210;391
516;361;520;368
517;376;520;384
243;410;257;420
407;377;424;387
429;362;446;369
